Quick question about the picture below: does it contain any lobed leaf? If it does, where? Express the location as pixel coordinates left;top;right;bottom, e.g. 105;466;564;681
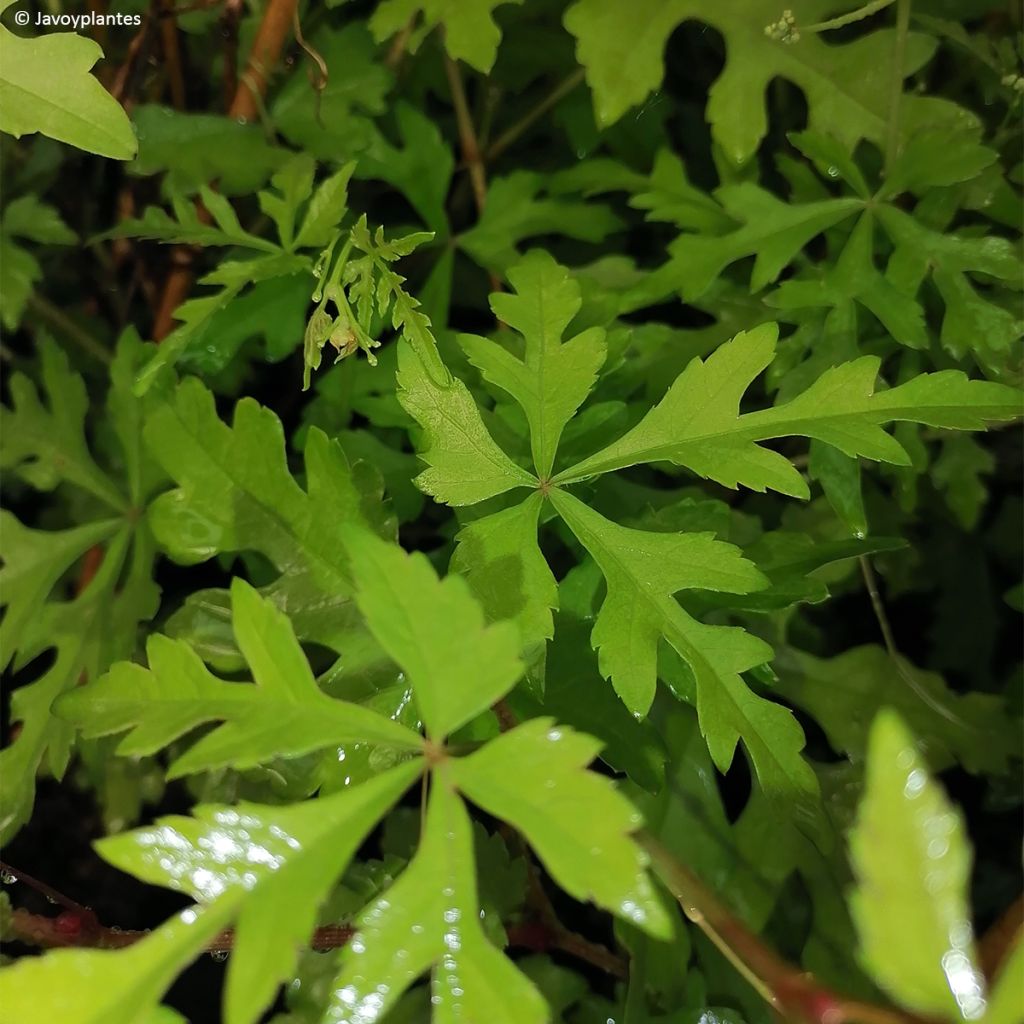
343;529;524;739
58;580;422;778
450;718;672;937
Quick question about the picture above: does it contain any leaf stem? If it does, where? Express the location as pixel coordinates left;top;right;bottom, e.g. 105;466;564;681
883;0;913;175
444;54;488;215
25;293;111;365
486;68;586;163
804;0;896;33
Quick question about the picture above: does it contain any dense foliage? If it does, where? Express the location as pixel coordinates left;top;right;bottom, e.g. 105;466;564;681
0;1;1022;1022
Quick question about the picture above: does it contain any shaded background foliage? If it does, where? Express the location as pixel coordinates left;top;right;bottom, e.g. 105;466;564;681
0;0;1022;1021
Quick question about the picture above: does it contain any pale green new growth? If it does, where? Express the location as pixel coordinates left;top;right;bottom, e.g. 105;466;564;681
850;712;986;1018
0;0;136;159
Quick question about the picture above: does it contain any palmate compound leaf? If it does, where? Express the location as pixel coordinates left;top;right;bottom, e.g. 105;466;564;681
549;489;823;836
459;249;607;480
57;579;423;778
850;712;987;1019
0;0;136;159
556;322;1024;497
142;376;394;673
30;533;666;1024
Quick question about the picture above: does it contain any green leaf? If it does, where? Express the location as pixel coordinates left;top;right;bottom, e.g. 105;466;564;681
808;441;867;537
357;104;453;235
878;127;998;201
460;251;607;478
0;336;163;840
370;0;523;72
0;513;120;667
788;130;870;199
0;904;233;1024
272;25;388;161
775;645;1016;776
850;711;986;1019
564;0;937;162
328;775;547;1022
128;105;287;196
550;490;822;832
103;189;279;252
0;7;136;159
768;213;929;351
58;579;422;777
654;184;863;302
343;529;524;739
878;205;1024;373
932;434;996;530
294;162;356;250
97;763;422;1024
459;172;623;273
558;323;1023;496
451;717;671;937
397;340;538;505
1;337;127;509
550;489;770;714
2;194;77;244
450;492;558;663
144;379;389;663
0;235;38;329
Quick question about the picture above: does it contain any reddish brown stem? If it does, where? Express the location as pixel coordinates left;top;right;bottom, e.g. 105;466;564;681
152;0;298;341
6;896;623;976
443;54;487;216
159;0;187;109
639;833;938;1024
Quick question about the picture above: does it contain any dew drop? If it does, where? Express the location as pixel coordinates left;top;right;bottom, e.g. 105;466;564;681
210;949;229;962
0;869;16;885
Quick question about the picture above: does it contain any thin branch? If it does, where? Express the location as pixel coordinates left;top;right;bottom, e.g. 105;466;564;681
859;555;974;732
444;54;488;215
2;863;624;977
159;0;187;109
883;0;913;175
486;68;586;163
152;0;299;341
25;294;111;365
384;14;416;71
219;0;245;109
